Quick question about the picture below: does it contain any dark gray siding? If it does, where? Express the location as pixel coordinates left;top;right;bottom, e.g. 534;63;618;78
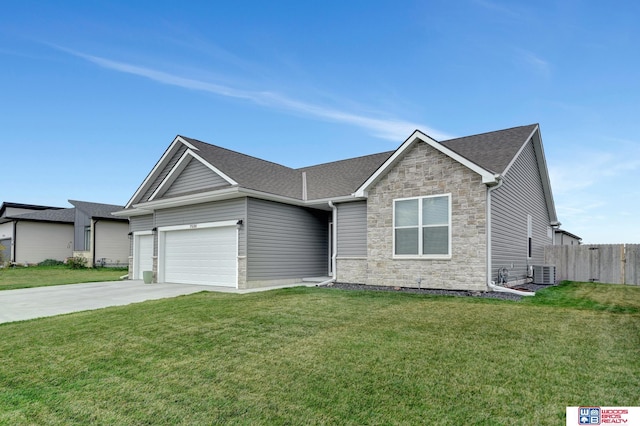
336;201;367;257
73;209;91;251
247;198;329;280
155;199;246;256
163;158;230;198
139;145;188;202
491;141;552;282
130;215;154;232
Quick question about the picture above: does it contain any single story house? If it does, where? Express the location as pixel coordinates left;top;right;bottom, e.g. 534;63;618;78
0;200;128;266
554;229;582;246
69;200;129;267
0;202;67;263
116;123;561;291
0;206;75;264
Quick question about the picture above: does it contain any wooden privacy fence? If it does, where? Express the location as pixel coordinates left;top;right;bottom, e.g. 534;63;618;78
544;244;640;285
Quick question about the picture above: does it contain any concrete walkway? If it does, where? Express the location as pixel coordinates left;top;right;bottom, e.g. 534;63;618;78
0;280;318;324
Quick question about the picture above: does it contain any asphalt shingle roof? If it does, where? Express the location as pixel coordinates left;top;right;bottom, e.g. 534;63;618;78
8;208;75;223
69;200;127;221
298;151;394;199
439;124;537;174
139;124;538;204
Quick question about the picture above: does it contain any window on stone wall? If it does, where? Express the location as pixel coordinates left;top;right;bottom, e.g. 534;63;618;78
393;194;451;258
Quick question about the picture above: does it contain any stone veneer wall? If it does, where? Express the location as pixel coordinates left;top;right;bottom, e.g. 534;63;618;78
336;258;367;284
365;141;488;291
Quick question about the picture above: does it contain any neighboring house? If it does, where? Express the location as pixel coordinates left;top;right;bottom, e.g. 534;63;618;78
554;229;582;246
0;200;129;266
116;123;561;291
69;200;129;267
0;206;75;264
0;202;65;262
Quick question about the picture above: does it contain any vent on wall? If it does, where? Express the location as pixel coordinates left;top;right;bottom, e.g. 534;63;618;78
533;265;556;285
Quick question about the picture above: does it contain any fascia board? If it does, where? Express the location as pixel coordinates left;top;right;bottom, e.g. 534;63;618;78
124;136;185;209
111;208;154;217
532;128;559;224
354;130;496;197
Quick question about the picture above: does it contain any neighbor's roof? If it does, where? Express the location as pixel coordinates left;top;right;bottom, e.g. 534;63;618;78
69;200;127;221
7;208;75;223
0;202;63;218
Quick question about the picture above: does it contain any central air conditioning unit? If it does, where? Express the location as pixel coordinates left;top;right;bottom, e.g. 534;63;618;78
533;265;556;285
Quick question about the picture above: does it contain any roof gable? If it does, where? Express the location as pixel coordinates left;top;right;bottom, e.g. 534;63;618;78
149;150;235;201
354;130;498;197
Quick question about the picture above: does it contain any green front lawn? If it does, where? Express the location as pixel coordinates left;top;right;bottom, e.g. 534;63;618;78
0;265;128;290
0;282;638;425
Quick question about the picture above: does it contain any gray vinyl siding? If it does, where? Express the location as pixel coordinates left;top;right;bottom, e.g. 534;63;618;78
491;141;552;282
155;198;247;256
130;215;154;232
247;198;329;280
336;201;367;257
163;158;230;198
73;209;91;251
139;145;188;202
129;215;154;258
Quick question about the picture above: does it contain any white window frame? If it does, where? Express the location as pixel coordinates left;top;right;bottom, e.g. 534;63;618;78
393;193;452;259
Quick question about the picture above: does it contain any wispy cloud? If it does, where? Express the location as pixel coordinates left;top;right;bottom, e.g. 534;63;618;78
53;45;451;141
516;49;551;76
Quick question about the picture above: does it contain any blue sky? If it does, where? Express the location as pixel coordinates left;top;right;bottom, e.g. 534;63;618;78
1;0;639;243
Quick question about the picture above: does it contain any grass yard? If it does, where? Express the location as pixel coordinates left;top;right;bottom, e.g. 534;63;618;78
0;265;127;290
0;282;638;425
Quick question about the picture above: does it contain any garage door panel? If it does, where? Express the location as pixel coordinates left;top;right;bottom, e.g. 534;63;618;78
162;226;237;287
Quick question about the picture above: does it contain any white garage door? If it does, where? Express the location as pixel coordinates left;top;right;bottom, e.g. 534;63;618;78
162;225;237;287
134;234;154;280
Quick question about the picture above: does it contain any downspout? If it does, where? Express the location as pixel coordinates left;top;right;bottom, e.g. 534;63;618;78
92;219;98;267
486;176;535;297
11;220;17;263
326;201;337;284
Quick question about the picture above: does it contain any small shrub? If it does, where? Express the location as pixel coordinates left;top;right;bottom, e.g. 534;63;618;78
38;259;65;267
66;256;88;269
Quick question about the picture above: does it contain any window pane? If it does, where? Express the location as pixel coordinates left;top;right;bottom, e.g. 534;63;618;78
395;199;419;226
423;196;448;226
395;228;419;255
423;226;448;255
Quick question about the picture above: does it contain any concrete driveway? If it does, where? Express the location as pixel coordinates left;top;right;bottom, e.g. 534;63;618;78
0;280;216;324
0;280;319;324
